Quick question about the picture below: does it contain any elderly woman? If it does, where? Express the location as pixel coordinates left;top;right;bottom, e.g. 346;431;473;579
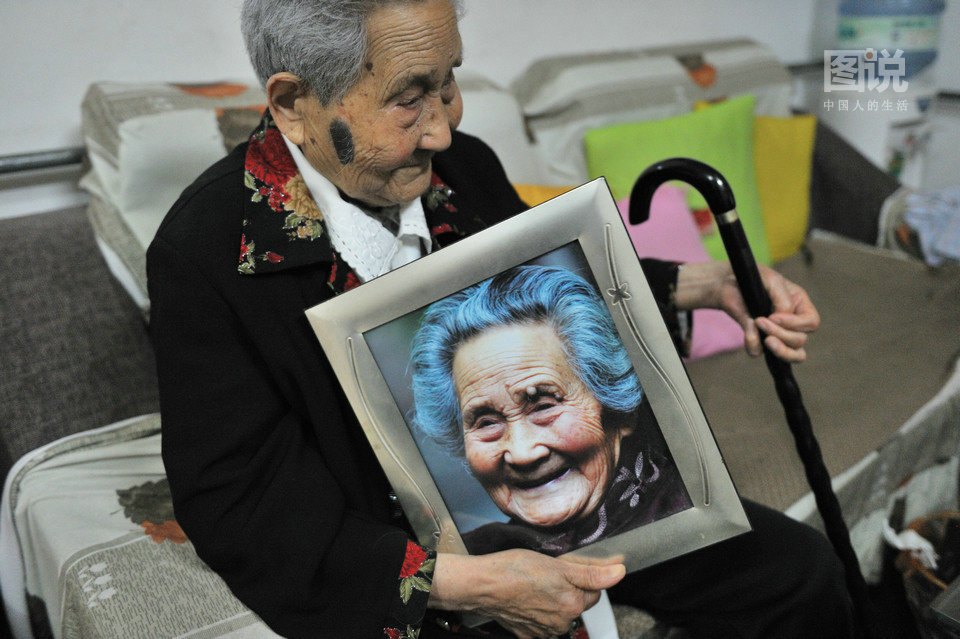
410;265;692;555
147;0;853;638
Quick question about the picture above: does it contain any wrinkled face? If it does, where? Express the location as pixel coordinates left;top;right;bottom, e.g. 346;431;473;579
296;0;463;207
452;323;632;529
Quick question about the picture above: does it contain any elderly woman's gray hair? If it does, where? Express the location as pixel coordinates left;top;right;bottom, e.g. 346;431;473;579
241;0;464;105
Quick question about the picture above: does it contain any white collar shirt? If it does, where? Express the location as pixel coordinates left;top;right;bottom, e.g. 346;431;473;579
282;135;431;282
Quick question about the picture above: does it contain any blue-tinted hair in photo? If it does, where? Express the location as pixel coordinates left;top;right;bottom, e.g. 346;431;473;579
410;265;644;456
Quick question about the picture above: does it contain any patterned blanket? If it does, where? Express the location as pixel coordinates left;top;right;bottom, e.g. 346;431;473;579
0;414;281;639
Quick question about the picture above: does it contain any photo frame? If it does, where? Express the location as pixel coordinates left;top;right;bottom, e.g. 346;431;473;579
305;178;750;573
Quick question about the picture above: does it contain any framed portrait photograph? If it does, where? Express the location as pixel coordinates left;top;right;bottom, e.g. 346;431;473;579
305;178;750;574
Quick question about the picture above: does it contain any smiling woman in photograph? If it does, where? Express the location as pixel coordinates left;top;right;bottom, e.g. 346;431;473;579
410;265;691;555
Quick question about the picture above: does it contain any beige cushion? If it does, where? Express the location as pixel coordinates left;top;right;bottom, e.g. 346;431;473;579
79;81;267;310
510;39;793;185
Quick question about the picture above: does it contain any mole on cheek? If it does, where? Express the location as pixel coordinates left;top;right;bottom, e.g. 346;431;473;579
329;119;355;165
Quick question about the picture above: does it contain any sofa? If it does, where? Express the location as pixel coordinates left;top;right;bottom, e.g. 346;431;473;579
3;39;960;639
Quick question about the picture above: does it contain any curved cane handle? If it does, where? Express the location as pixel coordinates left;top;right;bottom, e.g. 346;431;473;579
628;157;771;320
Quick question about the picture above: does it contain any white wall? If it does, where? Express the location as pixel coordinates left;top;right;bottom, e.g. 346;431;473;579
456;0;820;86
4;0;826;159
2;0;250;157
2;0;956;216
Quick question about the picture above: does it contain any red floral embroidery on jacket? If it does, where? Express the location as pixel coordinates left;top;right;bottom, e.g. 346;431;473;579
382;541;436;638
246;127;297;211
238;233;285;274
238;110;463;279
343;272;360;292
397;540;434;604
426;173;457;213
431;222;454;237
399;541;429;579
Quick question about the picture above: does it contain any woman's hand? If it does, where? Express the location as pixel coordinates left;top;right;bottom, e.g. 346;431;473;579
674;261;820;363
429;549;625;638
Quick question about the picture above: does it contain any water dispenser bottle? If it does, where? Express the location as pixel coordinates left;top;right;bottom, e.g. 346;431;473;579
838;0;946;77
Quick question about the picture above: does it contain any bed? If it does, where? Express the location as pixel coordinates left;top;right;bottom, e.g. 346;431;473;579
2;39;959;638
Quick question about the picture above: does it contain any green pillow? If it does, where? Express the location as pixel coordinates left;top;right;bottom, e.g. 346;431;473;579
583;94;771;264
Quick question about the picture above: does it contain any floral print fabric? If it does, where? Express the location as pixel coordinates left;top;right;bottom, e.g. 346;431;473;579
383;541;436;639
116;478;188;545
239;112;327;274
239;109;472;294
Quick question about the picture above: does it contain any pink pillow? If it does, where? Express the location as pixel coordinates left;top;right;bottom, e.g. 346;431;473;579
617;186;744;360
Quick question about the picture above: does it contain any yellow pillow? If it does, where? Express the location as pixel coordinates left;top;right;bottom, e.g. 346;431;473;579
753;115;817;262
513;184;576;208
694;101;816;262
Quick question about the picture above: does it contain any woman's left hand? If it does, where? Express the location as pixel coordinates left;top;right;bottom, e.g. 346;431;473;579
674;261;820;363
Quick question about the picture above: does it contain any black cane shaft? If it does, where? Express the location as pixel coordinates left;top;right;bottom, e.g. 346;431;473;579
630;158;882;639
714;217;772;319
721;216;875;635
764;353;873;634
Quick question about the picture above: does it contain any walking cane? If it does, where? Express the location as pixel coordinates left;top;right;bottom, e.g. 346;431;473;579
628;158;877;638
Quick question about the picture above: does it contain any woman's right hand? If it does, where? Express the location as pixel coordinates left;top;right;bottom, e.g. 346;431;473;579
428;549;626;638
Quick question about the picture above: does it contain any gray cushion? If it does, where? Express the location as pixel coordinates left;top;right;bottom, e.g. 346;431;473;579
0;207;159;480
809;121;902;245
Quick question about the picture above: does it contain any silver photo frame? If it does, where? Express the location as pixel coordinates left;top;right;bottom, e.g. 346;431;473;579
305;178;750;573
